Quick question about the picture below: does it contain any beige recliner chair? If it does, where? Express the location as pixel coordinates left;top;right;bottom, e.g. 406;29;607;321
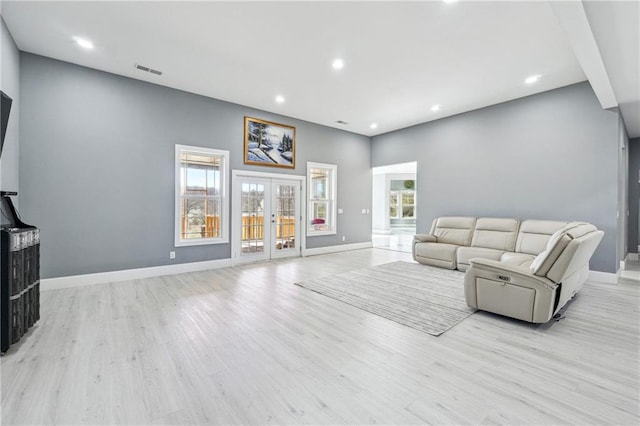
464;223;604;323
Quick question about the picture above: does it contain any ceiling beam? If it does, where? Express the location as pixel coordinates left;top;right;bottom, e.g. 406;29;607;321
549;0;618;109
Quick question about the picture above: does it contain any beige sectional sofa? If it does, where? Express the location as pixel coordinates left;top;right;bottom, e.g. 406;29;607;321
413;216;604;323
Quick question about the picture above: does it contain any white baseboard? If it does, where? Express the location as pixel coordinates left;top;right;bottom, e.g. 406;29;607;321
41;258;232;291
589;270;618;284
302;242;372;257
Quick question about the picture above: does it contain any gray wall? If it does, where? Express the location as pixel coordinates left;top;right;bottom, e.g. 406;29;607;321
372;82;619;273
629;138;640;254
19;53;371;279
0;17;20;198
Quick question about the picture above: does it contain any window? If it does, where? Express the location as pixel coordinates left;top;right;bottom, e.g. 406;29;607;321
389;190;415;219
175;145;229;246
307;162;337;235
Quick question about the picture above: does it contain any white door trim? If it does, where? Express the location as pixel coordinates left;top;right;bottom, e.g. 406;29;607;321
231;170;306;264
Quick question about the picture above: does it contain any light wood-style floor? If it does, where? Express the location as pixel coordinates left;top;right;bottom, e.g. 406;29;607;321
2;249;639;425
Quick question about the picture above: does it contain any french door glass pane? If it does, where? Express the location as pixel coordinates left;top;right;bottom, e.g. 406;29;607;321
275;184;296;250
241;183;265;254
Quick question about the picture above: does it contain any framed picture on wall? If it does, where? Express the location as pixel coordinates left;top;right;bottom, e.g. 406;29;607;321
244;116;296;169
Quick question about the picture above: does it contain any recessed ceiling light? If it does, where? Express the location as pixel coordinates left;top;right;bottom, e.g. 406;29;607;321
370;123;378;129
525;74;541;84
72;36;94;50
332;59;344;70
275;95;285;103
431;104;441;112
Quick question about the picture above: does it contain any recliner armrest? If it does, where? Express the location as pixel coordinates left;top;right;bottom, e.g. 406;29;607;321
467;258;557;292
414;234;437;243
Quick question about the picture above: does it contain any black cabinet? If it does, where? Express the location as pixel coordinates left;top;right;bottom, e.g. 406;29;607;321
1;227;40;353
1;191;40;354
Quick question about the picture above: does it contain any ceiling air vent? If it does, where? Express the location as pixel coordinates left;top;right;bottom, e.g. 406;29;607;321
135;64;163;76
335;120;349;125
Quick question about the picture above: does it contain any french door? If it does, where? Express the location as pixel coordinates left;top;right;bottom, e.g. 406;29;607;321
232;173;302;263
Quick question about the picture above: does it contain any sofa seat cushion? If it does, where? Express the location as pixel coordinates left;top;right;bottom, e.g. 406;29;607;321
457;246;504;271
501;252;535;268
414;242;459;269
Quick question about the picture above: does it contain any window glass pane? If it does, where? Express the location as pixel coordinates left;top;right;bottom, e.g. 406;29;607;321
207;169;220;196
311;201;329;231
402;206;414;218
310;168;329;199
181;153;222;197
390;191;398;218
307;162;336;235
402;192;414;205
185;167;206;195
205;198;220;237
177;146;228;245
182;198;206;239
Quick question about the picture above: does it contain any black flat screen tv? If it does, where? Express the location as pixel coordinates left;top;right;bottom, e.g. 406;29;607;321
1;90;13;157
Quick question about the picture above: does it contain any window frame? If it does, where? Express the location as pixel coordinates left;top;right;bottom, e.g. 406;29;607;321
389;189;415;219
307;162;337;236
175;144;230;247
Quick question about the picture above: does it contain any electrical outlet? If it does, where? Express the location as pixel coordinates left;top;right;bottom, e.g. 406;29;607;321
342;235;346;242
361;209;367;214
169;251;176;259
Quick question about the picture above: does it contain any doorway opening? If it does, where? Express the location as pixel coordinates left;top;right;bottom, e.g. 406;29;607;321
372;162;417;253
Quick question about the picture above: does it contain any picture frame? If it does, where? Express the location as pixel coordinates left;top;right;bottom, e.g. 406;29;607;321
244;116;296;169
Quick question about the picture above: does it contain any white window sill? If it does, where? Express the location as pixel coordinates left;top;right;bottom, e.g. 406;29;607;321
175;237;229;247
307;230;337;237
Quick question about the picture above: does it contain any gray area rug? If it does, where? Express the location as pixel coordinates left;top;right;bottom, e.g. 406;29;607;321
295;261;475;336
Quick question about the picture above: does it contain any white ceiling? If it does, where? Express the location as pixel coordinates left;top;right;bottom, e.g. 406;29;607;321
1;1;638;138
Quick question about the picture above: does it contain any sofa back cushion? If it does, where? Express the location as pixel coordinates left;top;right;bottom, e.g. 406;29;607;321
470;218;519;251
429;216;476;246
546;224;602;283
530;222;597;278
515;220;568;255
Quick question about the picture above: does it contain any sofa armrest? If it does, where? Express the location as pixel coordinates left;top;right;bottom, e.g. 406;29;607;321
467;258;556;291
414;234;437;243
